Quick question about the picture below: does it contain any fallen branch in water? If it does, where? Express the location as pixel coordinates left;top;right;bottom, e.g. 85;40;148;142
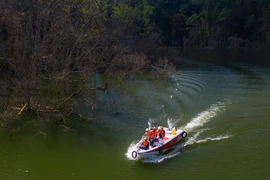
11;104;60;113
18;104;27;115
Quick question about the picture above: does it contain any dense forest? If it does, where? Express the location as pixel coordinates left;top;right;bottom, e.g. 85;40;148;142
0;0;270;134
136;0;270;49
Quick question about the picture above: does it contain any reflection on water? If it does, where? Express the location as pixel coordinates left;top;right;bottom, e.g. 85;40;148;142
181;48;270;67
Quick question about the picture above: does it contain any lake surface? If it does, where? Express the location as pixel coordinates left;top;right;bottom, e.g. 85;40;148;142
1;50;270;180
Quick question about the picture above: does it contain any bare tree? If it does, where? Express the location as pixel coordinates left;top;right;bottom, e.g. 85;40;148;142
0;0;158;134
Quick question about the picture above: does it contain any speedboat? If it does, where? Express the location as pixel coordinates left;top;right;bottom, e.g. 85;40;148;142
131;127;187;159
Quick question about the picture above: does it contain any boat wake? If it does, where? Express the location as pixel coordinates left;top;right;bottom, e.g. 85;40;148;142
183;128;232;147
125;101;232;163
143;132;231;163
180;101;229;132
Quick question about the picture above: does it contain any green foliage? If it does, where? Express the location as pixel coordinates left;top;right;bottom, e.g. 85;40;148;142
179;4;188;15
217;7;232;23
143;5;154;26
191;0;203;6
187;13;199;27
111;3;141;24
2;0;270;53
62;6;71;13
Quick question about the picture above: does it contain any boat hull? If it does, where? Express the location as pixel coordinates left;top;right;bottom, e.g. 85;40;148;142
132;128;187;159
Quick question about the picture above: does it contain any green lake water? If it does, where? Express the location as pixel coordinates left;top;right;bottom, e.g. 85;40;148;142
1;50;270;180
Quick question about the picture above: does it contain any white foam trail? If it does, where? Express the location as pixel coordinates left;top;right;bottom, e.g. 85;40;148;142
184;133;232;147
142;133;232;163
195;134;232;144
181;102;227;132
184;128;210;146
143;151;181;164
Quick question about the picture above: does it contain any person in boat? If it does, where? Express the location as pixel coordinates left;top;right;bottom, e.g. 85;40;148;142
140;138;150;150
149;127;157;146
157;126;165;138
172;127;177;135
153;127;157;137
157;127;161;138
144;128;150;138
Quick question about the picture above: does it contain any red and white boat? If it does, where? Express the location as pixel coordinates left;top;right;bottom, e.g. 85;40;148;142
131;127;187;159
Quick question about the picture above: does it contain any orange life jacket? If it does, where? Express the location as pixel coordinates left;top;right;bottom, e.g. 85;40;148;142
157;128;165;138
149;130;154;139
152;129;157;138
142;140;149;148
161;128;165;138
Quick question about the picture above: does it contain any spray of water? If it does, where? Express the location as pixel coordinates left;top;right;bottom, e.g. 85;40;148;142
148;118;156;129
167;118;180;129
125;142;139;160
